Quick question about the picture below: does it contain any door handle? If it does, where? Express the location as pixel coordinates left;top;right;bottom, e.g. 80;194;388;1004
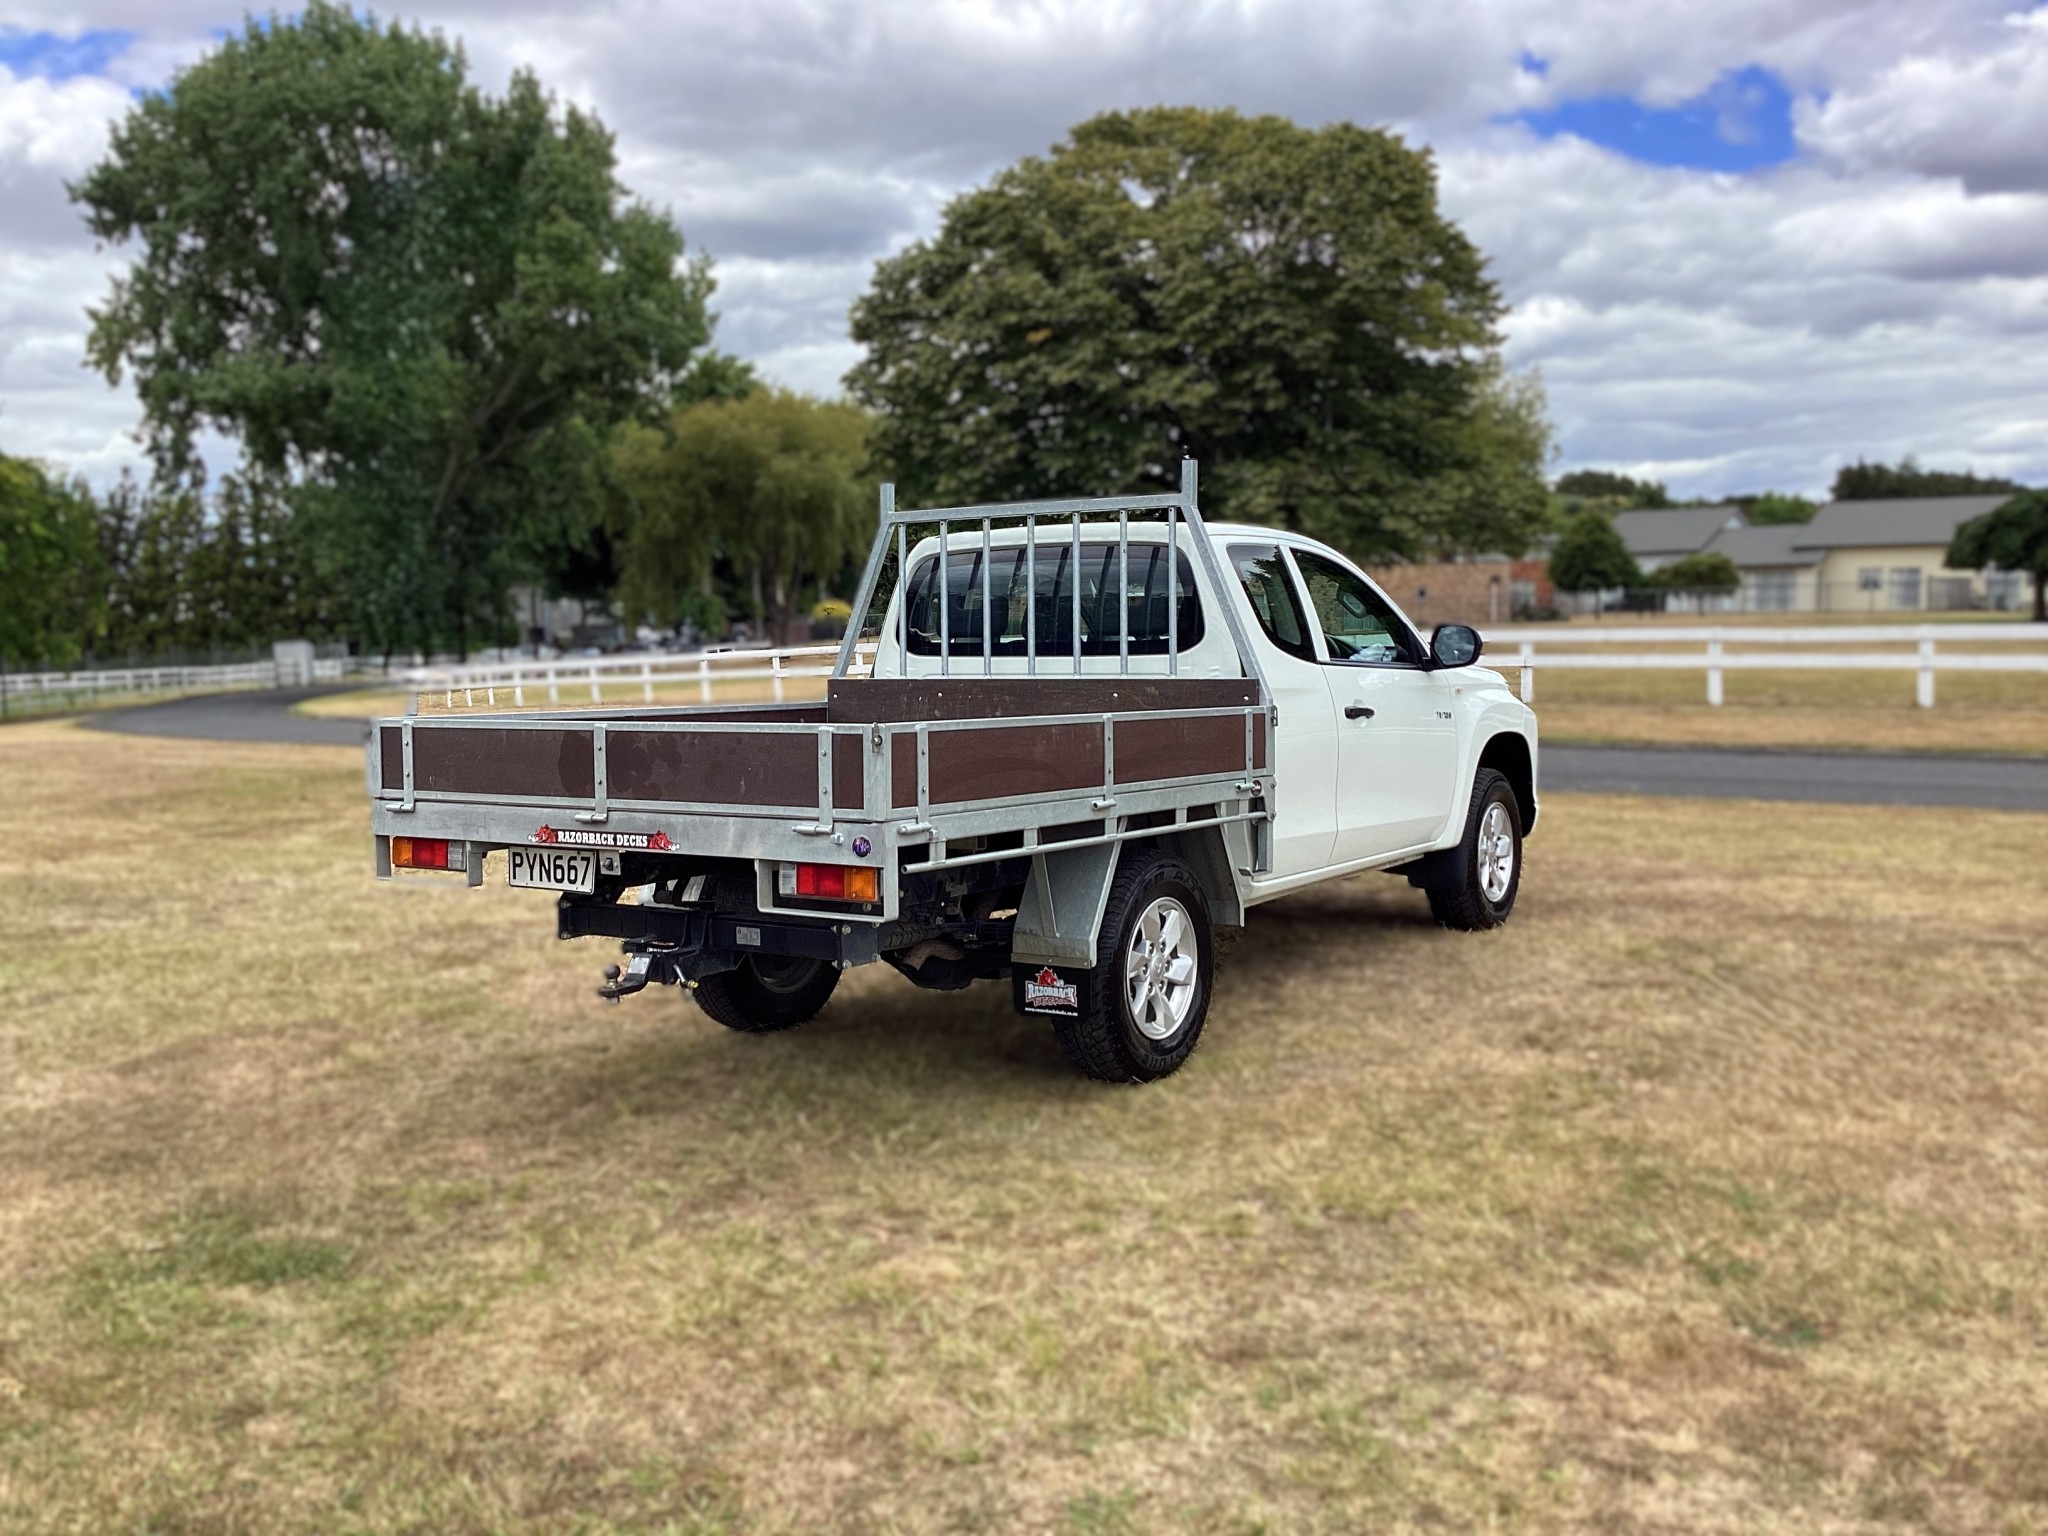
1345;704;1375;720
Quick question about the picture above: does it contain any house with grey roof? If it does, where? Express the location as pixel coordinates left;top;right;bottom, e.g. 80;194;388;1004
1790;495;2023;612
1611;505;1749;572
1545;491;2027;613
1703;522;1826;612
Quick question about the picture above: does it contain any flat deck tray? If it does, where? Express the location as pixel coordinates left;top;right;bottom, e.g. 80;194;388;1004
380;678;1264;812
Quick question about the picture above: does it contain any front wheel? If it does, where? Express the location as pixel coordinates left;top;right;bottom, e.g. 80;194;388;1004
1049;850;1214;1083
1424;767;1523;931
692;954;839;1032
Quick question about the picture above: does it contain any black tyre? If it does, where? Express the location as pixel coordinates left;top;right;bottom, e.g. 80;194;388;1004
1051;850;1214;1083
692;955;839;1033
1424;767;1523;932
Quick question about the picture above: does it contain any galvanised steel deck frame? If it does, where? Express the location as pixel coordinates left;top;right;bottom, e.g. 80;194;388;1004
368;461;1277;926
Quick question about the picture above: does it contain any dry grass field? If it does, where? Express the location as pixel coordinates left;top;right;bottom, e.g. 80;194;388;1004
4;722;2046;1534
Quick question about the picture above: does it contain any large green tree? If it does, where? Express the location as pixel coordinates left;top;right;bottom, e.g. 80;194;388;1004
847;107;1549;560
1832;457;2020;502
1948;490;2048;621
92;473;319;658
73;2;713;656
1654;550;1741;593
1744;492;1818;526
1549;510;1641;596
0;452;104;669
615;391;870;646
1555;469;1670;508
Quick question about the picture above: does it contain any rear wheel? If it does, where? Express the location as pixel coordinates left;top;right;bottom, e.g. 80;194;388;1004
1424;767;1523;931
1050;850;1214;1083
692;955;839;1032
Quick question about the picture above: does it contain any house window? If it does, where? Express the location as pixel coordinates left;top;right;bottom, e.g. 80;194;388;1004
1752;571;1795;611
1887;568;1922;610
1987;571;2025;611
1857;567;1883;592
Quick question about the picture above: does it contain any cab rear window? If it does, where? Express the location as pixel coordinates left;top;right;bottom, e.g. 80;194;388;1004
900;542;1204;657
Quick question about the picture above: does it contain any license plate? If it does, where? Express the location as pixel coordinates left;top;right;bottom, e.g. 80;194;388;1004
507;846;597;894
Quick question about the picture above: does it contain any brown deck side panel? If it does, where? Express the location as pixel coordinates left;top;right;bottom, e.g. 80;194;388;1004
831;677;1257;723
1114;714;1249;785
1254;713;1267;771
891;734;918;810
378;726;402;793
412;727;596;800
922;721;1106;806
832;734;865;814
609;730;818;807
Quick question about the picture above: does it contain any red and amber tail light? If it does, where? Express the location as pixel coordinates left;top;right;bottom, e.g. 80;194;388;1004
791;862;879;903
392;837;453;870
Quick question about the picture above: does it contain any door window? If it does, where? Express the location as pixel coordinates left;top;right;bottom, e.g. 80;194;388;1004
1291;550;1421;665
1228;544;1316;663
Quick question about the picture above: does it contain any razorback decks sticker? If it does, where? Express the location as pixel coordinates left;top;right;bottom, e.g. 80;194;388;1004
1016;965;1083;1016
533;825;674;851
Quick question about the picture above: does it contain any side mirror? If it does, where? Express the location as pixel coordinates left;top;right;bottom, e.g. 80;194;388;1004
1430;623;1482;668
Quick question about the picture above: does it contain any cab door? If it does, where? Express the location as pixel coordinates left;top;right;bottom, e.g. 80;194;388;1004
1225;542;1337;877
1287;547;1461;861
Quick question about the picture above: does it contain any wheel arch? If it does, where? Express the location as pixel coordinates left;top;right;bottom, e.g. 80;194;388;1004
1476;730;1537;834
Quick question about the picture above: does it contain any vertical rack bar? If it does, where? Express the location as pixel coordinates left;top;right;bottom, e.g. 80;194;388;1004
896;520;909;669
1071;514;1083;677
981;518;993;677
938;519;951;677
1118;511;1130;675
1026;515;1037;676
1166;498;1179;676
832;482;895;679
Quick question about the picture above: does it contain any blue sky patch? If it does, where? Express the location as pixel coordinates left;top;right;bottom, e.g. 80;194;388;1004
0;27;135;80
1511;65;1797;173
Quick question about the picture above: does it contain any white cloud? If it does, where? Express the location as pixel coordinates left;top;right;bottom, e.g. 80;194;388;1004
0;1;2045;502
1442;129;2048;495
1797;9;2048;194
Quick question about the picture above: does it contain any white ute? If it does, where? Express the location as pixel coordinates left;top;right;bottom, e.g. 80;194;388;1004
366;461;1537;1082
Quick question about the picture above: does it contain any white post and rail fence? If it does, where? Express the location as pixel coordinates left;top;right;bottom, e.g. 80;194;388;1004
8;625;2040;719
407;624;2048;712
406;643;878;711
1487;623;2048;708
0;649;348;718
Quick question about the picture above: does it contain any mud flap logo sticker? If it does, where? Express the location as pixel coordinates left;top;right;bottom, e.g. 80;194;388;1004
1021;966;1081;1015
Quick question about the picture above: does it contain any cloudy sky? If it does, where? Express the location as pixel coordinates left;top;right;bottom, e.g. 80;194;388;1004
3;0;2045;499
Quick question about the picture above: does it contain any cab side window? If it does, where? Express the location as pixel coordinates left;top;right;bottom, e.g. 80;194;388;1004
1292;550;1420;665
1228;543;1316;663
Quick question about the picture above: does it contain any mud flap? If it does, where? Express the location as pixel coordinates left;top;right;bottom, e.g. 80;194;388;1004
1009;842;1119;970
1011;961;1091;1019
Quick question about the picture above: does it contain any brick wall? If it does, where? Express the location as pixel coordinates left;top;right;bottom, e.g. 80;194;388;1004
1361;560;1551;631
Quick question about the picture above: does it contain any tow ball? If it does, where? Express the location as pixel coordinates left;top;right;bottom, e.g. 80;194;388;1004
596;941;682;1004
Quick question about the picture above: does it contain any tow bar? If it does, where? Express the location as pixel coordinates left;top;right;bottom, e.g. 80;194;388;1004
596;941;683;1004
